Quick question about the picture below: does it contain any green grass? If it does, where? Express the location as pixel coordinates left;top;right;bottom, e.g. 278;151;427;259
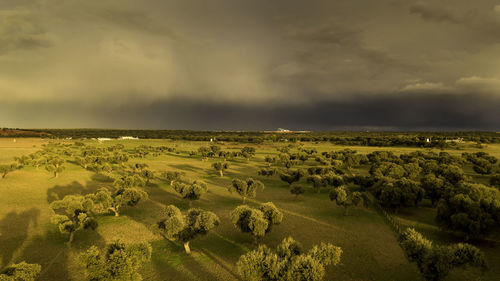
0;138;498;280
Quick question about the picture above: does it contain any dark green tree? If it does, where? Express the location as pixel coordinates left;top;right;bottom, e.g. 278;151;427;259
212;161;229;177
91;187;148;216
50;195;98;244
228;178;265;203
307;175;326;193
162;171;185;186
329;186;366;216
279;169;304;186
241;147;256;160
79;240;152;281
230;202;283;244
436;182;500;238
290;185;305;199
173;180;208;206
156;205;219;254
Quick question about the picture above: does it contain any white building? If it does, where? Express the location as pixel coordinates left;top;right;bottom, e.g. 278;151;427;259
277;128;290;132
119;136;139;140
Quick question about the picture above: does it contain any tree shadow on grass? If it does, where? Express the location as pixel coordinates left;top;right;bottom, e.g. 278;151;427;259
0;208;40;267
90;173;115;183
20;225;106;281
151;239;231;281
168;163;204;173
46;180;106;203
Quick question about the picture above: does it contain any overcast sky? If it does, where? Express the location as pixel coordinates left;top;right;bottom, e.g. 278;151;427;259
1;0;499;130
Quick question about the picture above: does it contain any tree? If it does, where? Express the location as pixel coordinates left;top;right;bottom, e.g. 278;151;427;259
156;205;219;254
370;162;406;179
212;161;229;177
258;168;276;177
198;145;220;161
307;175;326;193
237;236;342;281
436;182;500;238
329;186;366;216
50;195;98;244
420;174;446;207
371;177;424;212
490;173;500;189
241;147;256;160
399;228;487;281
45;157;65;178
230;202;283;244
130;162;149;172
436;164;466;185
228;178;265;203
264;156;275;166
162;171;185;186
140;169;155;185
472;158;493;175
113;175;146;189
278;169;304;186
290;185;305;199
87;163;113;174
0;163;20;179
173;180;208;206
322;172;344;187
0;262;41;281
79;240;152;281
91;187;148;216
14;155;32;166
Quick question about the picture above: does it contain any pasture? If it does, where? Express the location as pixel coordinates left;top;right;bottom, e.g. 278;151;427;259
0;138;498;280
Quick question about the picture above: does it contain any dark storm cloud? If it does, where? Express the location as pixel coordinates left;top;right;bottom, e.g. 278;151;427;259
2;93;498;131
0;0;499;129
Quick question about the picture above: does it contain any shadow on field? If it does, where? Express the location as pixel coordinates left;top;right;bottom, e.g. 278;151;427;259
169;163;204;172
20;225;106;280
151;239;234;281
46;180;106;203
90;173;115;183
0;208;40;267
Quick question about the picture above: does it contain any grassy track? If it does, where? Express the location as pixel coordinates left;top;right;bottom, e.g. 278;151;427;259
0;138;498;280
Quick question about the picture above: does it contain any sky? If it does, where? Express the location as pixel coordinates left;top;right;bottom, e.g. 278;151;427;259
0;0;499;130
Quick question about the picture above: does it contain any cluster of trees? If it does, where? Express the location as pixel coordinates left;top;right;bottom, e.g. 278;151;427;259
197;145;256;162
399;228;487;281
79;241;152;281
237;236;342;281
50;176;149;243
436;182;500;238
463;152;498;175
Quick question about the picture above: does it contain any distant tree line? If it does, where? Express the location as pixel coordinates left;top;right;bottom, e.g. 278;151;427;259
3;129;498;146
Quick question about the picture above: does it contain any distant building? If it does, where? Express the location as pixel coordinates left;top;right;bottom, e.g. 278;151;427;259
119;136;139;140
97;138;112;142
277;128;290;132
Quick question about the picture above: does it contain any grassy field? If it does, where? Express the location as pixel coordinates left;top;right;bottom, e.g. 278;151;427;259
0;138;498;280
